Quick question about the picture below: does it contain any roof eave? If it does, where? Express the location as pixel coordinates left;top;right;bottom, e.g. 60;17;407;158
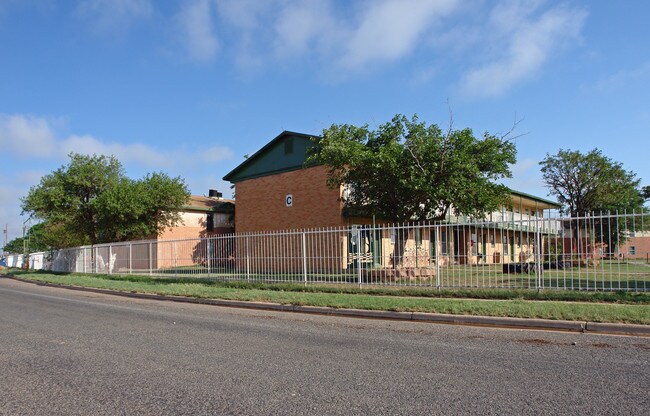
223;130;319;182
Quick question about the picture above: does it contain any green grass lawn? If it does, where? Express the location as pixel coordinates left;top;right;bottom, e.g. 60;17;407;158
121;260;650;293
4;269;649;325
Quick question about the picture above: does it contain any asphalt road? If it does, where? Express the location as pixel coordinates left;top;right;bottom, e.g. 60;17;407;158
0;277;648;415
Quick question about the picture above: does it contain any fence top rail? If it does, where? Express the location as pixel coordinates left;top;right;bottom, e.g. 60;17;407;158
22;208;648;255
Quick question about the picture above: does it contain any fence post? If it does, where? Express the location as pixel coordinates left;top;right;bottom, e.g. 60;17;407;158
436;225;441;289
246;236;250;281
357;227;362;287
129;243;132;275
173;240;177;277
108;245;112;275
534;220;542;291
206;238;211;278
302;232;308;285
148;241;152;276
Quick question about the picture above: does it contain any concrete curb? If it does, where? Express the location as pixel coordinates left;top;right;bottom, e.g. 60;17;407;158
3;275;648;337
584;322;650;336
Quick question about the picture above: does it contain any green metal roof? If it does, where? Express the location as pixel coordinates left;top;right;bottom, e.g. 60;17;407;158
223;131;318;183
508;189;560;208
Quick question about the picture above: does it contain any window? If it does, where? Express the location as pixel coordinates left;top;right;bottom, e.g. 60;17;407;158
206;214;214;232
440;229;448;255
284;138;294;154
629;246;636;256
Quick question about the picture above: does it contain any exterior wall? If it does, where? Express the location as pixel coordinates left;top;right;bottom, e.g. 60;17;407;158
617;236;650;260
234;165;345;232
159;211;233;240
157;211;233;269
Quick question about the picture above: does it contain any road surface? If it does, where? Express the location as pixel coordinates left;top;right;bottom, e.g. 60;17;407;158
0;277;648;415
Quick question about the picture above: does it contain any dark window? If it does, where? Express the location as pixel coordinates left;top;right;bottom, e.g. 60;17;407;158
440;229;448;255
206;214;214;232
284;138;294;154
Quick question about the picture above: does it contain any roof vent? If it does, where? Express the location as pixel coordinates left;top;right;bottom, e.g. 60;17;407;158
208;189;222;199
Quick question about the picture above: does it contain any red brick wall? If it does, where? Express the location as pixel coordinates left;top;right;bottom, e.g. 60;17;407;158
234;166;346;232
617;236;650;260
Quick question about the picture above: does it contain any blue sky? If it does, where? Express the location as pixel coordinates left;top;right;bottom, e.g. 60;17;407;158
1;0;649;241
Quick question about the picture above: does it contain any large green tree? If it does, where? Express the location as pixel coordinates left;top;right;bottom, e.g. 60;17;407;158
22;153;190;248
540;149;644;255
539;149;643;216
309;114;517;223
643;185;650;200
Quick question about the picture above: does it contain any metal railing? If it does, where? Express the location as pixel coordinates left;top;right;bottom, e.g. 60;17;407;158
31;209;650;291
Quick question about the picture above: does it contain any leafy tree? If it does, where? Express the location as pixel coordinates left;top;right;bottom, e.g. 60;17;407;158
643;185;650;200
22;153;123;246
539;149;643;216
539;149;644;255
94;173;190;242
3;223;49;254
309;114;517;223
22;153;190;248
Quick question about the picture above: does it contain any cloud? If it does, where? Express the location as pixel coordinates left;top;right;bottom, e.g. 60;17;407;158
78;0;153;33
201;146;233;163
273;0;334;58
338;0;459;69
0;114;56;157
0;112;233;171
176;0;219;61
61;135;173;168
459;3;587;98
595;61;650;91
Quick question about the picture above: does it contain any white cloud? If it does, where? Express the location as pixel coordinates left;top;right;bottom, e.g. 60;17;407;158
595;61;650;91
459;3;587;98
338;0;459;69
61;135;173;168
0;114;56;157
78;0;153;33
177;0;219;61
201;146;233;163
273;0;335;58
0;112;234;171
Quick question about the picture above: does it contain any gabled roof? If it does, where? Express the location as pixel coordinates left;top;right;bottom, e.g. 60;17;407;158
223;131;318;183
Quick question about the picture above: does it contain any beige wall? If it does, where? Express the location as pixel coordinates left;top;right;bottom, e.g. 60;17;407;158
157;211;233;269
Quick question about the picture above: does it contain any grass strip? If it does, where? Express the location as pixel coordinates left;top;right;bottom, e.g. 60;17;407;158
5;270;649;325
8;269;650;303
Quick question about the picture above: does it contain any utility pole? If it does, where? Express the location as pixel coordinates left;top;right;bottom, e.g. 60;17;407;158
22;218;30;270
2;224;6;256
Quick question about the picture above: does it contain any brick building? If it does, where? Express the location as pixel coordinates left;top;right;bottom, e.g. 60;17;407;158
223;131;561;272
